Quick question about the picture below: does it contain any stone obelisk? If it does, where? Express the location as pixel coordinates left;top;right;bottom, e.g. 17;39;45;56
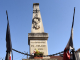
28;3;48;55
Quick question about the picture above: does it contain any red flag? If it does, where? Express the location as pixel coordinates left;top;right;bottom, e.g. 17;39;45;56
9;56;11;60
63;48;70;60
9;52;11;60
63;28;73;60
63;7;75;60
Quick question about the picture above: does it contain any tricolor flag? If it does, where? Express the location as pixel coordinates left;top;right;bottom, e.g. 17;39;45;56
5;10;12;60
63;7;75;60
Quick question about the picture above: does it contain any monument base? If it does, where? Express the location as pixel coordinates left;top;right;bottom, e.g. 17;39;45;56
28;33;48;55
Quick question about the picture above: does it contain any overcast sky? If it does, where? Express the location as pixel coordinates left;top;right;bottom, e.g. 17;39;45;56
0;0;80;60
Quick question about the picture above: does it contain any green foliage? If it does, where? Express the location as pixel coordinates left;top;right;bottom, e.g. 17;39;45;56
34;51;43;57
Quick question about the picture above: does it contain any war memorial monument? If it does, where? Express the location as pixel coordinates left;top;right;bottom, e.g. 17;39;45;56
28;3;49;55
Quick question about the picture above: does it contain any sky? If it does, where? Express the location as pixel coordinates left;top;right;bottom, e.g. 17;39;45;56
0;0;80;60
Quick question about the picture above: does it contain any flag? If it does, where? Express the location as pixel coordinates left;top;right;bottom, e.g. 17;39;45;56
63;7;75;60
65;26;73;50
5;10;12;60
63;48;70;60
9;52;11;60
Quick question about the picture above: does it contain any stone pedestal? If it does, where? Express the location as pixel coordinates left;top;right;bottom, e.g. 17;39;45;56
28;33;48;55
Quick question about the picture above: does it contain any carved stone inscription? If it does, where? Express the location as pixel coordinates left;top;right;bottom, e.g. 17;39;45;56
32;17;40;29
30;42;46;50
32;8;40;29
31;45;46;47
30;40;48;55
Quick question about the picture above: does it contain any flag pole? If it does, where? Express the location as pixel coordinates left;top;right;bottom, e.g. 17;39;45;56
5;10;12;60
62;7;75;60
71;7;75;60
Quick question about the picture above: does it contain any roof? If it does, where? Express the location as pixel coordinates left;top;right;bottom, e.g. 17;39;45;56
76;48;80;51
50;56;63;60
